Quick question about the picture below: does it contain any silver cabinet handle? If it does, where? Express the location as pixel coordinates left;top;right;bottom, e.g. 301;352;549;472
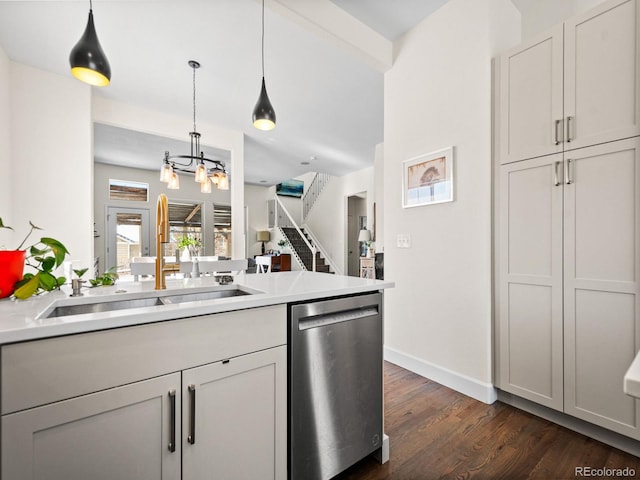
187;384;196;445
168;389;176;453
554;161;561;186
566;116;573;143
565;159;573;184
554;119;562;145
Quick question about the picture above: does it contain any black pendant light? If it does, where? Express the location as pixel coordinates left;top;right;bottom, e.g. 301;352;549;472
69;0;111;87
252;0;276;131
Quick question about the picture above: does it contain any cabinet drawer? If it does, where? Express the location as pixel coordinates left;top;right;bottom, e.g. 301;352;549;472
1;304;286;414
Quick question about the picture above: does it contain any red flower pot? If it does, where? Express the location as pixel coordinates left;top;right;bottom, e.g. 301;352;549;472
0;250;26;299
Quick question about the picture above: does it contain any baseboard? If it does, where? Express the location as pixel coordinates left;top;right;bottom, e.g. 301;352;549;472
383;346;498;404
498;390;640;457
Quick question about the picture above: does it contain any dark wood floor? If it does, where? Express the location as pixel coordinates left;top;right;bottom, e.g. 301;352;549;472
334;362;640;480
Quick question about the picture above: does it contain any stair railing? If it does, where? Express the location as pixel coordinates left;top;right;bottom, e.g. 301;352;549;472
302;172;331;220
301;224;342;276
275;195;316;272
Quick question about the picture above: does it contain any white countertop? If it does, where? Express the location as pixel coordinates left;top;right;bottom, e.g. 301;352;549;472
0;272;393;344
624;351;640;398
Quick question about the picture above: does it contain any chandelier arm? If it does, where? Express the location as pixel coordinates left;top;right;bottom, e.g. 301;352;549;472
166;154;225;172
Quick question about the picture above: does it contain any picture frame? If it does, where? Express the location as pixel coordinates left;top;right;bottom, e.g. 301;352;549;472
402;147;454;208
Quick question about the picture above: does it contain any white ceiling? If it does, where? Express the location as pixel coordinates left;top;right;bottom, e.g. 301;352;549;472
0;0;455;185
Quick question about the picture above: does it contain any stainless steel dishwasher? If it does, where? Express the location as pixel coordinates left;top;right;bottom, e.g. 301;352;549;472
289;292;383;480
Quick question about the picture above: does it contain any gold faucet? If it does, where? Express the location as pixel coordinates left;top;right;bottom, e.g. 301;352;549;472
155;193;180;289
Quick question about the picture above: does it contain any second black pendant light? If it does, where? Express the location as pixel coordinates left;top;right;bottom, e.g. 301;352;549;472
69;0;111;87
252;0;276;131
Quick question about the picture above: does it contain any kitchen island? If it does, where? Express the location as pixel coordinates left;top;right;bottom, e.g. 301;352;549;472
0;271;393;480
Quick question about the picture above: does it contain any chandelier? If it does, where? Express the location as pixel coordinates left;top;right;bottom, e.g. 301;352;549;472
160;60;228;193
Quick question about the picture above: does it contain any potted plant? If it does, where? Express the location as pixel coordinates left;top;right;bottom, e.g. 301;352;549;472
0;218;70;299
177;235;201;261
277;239;288;254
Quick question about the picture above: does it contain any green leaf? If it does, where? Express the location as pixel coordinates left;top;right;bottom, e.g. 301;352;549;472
56;276;67;287
41;237;69;267
41;257;56;272
73;268;89;278
38;271;58;291
30;246;47;256
13;274;40;300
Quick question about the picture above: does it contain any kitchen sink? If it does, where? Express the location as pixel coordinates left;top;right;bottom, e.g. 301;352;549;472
44;297;165;318
38;286;258;319
160;288;251;304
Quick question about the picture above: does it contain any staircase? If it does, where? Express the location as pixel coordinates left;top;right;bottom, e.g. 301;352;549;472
281;227;333;273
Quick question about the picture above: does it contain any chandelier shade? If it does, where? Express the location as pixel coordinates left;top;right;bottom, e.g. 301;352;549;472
69;1;111;87
160;60;228;193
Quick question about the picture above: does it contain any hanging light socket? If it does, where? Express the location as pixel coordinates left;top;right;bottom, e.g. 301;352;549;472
69;1;111;87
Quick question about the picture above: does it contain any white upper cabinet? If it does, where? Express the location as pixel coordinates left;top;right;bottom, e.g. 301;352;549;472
500;26;564;163
499;0;640;164
565;0;640;150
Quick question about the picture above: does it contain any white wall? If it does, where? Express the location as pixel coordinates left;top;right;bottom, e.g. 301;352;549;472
9;63;93;269
305;166;375;275
92;97;246;259
383;0;520;402
245;183;272;257
0;46;10;241
517;0;607;40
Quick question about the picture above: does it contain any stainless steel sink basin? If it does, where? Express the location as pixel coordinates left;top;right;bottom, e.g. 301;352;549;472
45;297;164;318
160;288;251;304
38;286;258;319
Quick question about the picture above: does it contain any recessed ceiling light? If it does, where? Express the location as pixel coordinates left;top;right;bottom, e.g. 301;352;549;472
300;161;310;166
260;180;268;183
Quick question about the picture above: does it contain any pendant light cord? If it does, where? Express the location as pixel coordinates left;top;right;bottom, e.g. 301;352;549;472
261;0;265;78
89;0;93;12
192;63;197;132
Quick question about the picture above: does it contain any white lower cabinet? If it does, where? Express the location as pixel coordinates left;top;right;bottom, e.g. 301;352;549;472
182;346;287;480
0;306;287;479
497;137;640;438
2;373;182;480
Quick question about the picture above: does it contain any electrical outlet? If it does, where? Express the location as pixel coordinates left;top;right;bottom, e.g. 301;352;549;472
397;234;411;248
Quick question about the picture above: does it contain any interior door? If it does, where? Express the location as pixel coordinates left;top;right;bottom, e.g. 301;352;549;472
106;206;150;274
347;195;366;276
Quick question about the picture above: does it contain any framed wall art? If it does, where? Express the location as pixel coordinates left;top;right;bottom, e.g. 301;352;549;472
402;147;454;208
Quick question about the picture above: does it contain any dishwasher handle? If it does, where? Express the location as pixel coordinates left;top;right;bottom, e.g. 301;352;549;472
298;306;379;330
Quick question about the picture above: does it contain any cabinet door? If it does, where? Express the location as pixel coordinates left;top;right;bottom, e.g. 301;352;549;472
1;373;181;480
499;26;564;164
564;0;640;151
563;138;640;438
497;155;564;410
182;346;287;480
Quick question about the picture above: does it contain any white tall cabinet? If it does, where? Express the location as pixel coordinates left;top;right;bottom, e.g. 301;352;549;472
496;0;640;440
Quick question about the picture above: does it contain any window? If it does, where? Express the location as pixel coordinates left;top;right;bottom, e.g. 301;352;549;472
213;204;232;257
167;202;203;258
109;179;149;202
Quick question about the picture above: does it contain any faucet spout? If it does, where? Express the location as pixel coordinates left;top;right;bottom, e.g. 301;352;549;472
155;193;170;290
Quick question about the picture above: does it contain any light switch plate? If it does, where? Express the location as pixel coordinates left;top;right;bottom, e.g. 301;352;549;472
397;234;411;248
